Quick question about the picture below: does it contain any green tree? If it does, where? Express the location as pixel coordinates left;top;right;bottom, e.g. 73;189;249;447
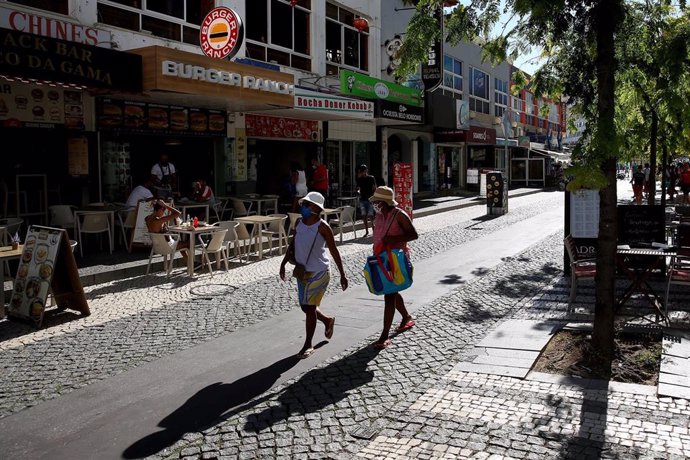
397;0;624;362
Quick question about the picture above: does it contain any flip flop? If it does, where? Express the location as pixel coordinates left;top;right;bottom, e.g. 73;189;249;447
325;317;336;339
373;339;392;350
396;320;416;333
297;348;314;359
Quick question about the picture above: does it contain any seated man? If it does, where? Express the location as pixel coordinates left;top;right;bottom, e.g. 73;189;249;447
145;200;189;258
125;179;154;209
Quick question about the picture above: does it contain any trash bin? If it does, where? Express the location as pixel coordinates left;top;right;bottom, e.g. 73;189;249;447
486;171;508;215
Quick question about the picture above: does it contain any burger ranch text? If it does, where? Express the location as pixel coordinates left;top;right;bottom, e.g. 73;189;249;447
296;96;371;112
162;61;293;95
1;33;112;84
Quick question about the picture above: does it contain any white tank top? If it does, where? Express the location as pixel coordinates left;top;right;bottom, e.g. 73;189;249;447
295;170;308;196
295;219;329;273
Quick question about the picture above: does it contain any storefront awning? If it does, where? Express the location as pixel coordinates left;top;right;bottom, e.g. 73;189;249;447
530;146;572;163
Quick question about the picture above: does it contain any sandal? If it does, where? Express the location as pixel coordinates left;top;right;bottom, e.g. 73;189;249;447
373;339;392;350
297;348;314;359
396;320;416;333
325;317;336;339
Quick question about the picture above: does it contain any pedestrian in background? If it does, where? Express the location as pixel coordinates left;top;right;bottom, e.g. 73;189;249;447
291;162;308;212
309;157;329;203
643;162;651;199
279;192;348;359
355;164;377;236
369;186;418;349
631;165;645;205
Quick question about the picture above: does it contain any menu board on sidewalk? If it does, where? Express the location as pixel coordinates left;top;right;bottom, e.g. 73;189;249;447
570;189;599;238
617;205;665;245
8;226;88;327
393;162;414;219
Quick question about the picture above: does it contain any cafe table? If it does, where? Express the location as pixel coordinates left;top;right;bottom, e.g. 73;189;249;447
74;208;117;253
167;224;224;276
242;196;278;215
335;196;358;208
0;244;23;319
176;201;210;222
235;215;285;260
321;207;342;223
616;246;676;324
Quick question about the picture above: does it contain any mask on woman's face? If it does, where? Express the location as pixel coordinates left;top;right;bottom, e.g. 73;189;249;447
373;202;384;214
300;205;313;219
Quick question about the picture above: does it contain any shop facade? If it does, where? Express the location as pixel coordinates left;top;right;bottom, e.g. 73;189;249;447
0;26;142;222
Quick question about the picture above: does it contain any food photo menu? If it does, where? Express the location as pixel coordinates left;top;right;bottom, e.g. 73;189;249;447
8;227;62;324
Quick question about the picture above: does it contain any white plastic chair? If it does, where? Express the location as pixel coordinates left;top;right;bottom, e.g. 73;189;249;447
49;205;76;235
116;209;136;248
197;229;228;275
211;199;227;223
235;221;254;260
76;213;112;257
287;213;301;234
216;221;244;263
261;215;288;256
146;233;182;276
329;206;357;243
230;198;256;218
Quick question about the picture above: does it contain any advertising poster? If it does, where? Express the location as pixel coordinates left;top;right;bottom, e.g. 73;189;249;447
67;137;89;176
0;82;84;129
570;189;599;238
393;162;414;219
244;114;319;141
9;227;62;324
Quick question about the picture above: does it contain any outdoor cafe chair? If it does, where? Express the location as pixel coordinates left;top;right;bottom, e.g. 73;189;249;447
234;220;254;260
215;220;244;263
262;195;280;215
261;214;288;256
664;254;690;315
146;233;182;277
116;209;136;248
49;205;76;236
197;229;229;276
564;235;596;312
76;213;112;258
287;212;301;234
230;198;256;218
329;206;357;243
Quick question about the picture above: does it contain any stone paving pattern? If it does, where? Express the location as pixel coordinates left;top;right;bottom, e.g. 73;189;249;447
3;187;690;459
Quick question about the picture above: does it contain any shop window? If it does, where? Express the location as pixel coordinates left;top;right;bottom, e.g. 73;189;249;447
246;0;312;72
469;67;490;114
97;1;213;43
494;78;508;118
494;105;506;117
443;54;463;94
9;0;68;15
325;2;369;73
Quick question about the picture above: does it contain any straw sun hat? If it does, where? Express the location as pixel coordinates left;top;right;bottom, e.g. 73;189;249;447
369;186;398;207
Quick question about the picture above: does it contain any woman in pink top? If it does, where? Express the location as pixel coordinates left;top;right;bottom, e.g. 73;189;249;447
370;186;418;349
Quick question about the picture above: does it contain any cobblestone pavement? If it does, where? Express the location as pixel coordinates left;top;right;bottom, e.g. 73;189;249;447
0;192;561;419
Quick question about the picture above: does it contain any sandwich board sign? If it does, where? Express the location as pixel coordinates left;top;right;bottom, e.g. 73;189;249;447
8;226;89;327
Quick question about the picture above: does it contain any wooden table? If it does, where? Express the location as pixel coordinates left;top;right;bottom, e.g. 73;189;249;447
242;196;278;215
74;209;116;253
167;224;224;276
235;215;285;260
616;247;676;324
0;244;23;318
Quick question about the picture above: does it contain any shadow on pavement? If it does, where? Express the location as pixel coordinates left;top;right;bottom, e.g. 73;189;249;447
84;273;197;300
122;354;302;459
243;345;381;433
0;309;83;343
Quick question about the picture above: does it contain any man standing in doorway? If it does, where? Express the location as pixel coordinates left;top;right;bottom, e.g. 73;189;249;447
310;157;329;203
150;153;178;199
356;164;377;236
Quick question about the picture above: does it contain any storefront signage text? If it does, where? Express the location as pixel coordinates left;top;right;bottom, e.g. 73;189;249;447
340;70;422;107
162;60;294;95
199;7;244;60
376;100;424;123
468;126;497;145
294;88;373;119
0;29;142;91
0;6;111;46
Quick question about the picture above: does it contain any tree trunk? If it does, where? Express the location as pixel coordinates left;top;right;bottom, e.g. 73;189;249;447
591;0;621;365
648;111;658;205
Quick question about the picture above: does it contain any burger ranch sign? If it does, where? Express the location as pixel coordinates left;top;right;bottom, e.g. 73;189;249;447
162;60;294;95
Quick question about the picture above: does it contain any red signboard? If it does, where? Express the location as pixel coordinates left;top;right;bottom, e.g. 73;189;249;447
200;7;244;60
245;114;319;141
393;162;413;219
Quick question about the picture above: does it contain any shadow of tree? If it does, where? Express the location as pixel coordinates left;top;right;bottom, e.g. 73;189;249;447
492;262;561;299
243;345;381;433
439;274;465;285
122;354;302;459
451;298;496;323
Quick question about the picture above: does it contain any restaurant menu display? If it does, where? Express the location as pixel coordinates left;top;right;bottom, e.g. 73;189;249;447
96;98;226;136
393;162;414;219
245;114;319;140
570;189;599;239
101;141;131;203
0;82;84;129
9;227;62;324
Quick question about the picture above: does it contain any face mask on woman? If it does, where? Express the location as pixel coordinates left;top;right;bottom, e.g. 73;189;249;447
301;205;313;219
